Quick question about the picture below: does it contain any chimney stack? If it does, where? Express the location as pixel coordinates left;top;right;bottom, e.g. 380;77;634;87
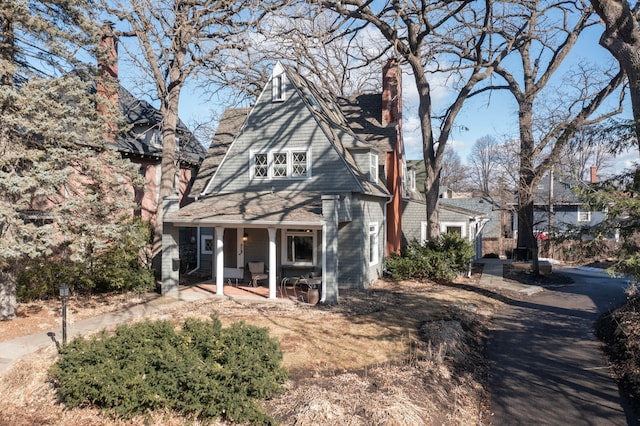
382;58;401;126
97;21;119;142
590;165;597;183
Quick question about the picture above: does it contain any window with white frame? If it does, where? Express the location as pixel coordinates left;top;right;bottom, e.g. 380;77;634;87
578;207;591;222
282;229;316;265
369;223;379;266
250;149;311;180
409;169;416;191
201;236;214;254
370;152;378;183
272;74;285;101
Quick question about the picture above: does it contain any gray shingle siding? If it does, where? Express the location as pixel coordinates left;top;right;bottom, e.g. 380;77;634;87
206;75;363;195
335;194;385;287
401;200;427;245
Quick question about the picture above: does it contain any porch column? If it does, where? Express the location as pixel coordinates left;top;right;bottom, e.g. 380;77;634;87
215;226;224;296
268;227;277;299
322;195;339;304
160;195;180;296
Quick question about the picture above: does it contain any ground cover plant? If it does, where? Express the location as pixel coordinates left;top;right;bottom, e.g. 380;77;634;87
50;316;287;424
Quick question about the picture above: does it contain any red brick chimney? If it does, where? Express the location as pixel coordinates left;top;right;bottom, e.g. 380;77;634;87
590;165;597;183
96;21;119;143
382;58;401;125
382;58;404;256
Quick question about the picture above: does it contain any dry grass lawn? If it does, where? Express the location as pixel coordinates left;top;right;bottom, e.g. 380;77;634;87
0;277;503;425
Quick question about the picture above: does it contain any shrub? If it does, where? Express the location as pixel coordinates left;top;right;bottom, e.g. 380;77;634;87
50;315;287;424
17;220;154;301
386;233;474;282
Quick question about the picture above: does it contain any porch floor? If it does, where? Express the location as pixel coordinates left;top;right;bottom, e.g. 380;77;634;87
177;281;310;303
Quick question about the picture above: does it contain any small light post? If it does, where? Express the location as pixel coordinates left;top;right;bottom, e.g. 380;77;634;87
59;284;69;345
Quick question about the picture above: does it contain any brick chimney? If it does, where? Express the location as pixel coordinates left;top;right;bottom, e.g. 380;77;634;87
382;58;404;256
96;21;119;142
382;58;401;125
590;165;597;183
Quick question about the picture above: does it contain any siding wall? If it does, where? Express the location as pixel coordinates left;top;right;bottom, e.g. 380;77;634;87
207;74;363;195
401;199;427;245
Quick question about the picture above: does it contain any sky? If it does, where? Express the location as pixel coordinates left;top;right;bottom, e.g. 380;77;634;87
116;13;639;177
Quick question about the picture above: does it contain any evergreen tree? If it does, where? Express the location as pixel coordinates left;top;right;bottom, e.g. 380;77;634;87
0;1;142;320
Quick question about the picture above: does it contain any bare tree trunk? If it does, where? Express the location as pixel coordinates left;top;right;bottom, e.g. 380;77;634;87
152;88;181;271
591;0;640;150
0;270;17;320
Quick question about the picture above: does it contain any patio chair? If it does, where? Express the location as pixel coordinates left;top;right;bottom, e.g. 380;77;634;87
248;261;268;287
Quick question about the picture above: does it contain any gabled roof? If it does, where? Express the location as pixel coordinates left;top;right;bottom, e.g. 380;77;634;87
338;94;397;154
273;66;389;198
190;108;249;196
115;87;206;166
534;173;588;205
191;63;390;200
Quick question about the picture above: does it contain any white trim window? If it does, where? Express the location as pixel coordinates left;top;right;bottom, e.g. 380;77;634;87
440;221;467;239
272;74;285;101
282;229;316;266
250;149;311;180
577;207;591;222
369;222;379;266
201;235;214;254
369;152;378;183
409;169;416;191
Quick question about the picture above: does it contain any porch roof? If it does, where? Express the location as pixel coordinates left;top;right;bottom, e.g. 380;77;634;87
165;191;324;227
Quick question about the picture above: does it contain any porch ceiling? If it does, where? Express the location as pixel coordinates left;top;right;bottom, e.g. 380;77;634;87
165;191;324;227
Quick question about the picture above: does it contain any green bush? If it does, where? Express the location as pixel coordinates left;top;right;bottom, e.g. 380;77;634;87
386;233;474;282
17;220;154;301
50;315;287;424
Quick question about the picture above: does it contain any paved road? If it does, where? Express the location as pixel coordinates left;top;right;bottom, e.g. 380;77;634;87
487;266;638;425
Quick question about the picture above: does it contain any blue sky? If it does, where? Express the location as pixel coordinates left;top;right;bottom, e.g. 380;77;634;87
116;17;638;175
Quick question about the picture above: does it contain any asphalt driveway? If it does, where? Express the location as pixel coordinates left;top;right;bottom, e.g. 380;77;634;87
487;266;638;425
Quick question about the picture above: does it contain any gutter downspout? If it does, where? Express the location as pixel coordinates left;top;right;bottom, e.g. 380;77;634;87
382;194;394;274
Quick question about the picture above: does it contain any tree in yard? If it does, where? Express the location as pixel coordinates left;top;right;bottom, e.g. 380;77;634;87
590;0;640;148
467;135;502;195
0;0;142;319
101;0;278;271
557;124;615;180
484;0;624;272
315;0;517;240
440;147;472;192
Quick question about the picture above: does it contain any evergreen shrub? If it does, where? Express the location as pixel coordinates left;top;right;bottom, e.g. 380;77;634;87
50;315;287;424
386;233;474;281
16;220;154;300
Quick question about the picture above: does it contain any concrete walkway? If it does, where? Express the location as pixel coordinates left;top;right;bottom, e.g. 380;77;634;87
477;258;544;295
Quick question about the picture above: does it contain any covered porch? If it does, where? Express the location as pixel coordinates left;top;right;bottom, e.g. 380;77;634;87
162;192;341;304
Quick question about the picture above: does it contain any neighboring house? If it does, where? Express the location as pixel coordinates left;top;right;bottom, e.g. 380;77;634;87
98;23;206;229
162;60;427;303
524;168;606;238
437;189;512;258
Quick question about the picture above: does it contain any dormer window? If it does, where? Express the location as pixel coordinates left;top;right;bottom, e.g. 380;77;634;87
370;152;378;183
272;74;285;101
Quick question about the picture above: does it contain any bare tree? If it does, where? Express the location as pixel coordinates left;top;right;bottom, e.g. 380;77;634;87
101;0;274;267
590;0;640;148
557;124;615;179
484;0;624;272
468;135;501;195
314;0;521;239
440;147;471;191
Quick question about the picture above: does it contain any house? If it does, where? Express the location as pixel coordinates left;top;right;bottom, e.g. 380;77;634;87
526;167;606;239
97;23;206;229
161;60;428;303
